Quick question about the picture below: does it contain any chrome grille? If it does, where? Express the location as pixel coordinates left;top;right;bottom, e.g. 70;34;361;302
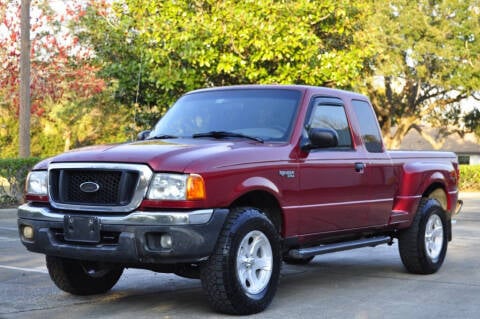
48;163;153;213
50;170;136;205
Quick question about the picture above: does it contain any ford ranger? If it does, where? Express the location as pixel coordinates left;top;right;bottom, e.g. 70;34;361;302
18;85;462;314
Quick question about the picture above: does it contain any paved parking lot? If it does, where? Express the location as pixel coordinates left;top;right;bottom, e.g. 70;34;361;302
1;194;479;319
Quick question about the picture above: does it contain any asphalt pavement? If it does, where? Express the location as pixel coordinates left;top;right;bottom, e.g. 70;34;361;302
1;193;479;319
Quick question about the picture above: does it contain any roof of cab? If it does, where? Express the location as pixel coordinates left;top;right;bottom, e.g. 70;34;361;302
186;84;369;101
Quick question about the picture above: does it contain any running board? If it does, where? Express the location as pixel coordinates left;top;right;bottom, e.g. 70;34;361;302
288;236;392;259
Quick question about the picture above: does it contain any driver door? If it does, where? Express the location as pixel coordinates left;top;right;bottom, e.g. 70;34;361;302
297;97;371;234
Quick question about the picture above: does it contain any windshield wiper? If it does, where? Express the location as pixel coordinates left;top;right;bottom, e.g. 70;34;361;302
147;134;178;140
192;131;264;143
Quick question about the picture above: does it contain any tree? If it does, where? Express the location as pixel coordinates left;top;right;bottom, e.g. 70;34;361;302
78;0;373;128
0;0;115;156
357;0;480;149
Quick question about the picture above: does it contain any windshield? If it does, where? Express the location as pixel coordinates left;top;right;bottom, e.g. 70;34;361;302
149;89;301;142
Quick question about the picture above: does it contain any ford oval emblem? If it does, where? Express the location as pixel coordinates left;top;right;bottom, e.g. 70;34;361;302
79;181;100;193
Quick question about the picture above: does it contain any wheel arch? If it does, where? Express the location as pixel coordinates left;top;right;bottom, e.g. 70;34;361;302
230;190;284;236
422;183;448;211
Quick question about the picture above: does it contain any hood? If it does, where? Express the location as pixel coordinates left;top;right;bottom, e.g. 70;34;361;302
38;138;292;173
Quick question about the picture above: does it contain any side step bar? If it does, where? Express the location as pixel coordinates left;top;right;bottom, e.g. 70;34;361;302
288;236;392;259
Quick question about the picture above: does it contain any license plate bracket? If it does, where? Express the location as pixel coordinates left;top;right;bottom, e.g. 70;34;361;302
64;215;101;243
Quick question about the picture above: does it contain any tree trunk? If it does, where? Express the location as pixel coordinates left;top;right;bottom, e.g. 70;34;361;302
411;125;447;150
19;0;31;158
64;130;72;152
383;116;417;149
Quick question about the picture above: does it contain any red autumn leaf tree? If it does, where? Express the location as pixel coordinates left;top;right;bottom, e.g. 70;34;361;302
0;0;105;120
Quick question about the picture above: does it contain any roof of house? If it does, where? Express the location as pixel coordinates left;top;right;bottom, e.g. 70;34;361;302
398;128;480;154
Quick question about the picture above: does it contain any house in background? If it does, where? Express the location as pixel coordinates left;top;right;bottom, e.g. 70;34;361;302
398;129;480;165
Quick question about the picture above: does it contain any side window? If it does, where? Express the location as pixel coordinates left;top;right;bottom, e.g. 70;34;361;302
307;98;352;148
351;100;384;153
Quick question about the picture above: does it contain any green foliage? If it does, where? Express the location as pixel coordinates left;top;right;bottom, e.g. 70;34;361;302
79;0;371;128
0;158;41;207
34;88;133;156
77;0;479;143
459;165;480;192
2;0;479;156
464;109;480;136
356;0;480;148
0;103;19;157
0;88;132;158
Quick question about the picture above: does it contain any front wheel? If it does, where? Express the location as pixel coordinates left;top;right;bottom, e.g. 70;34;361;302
200;207;281;315
398;198;448;274
46;256;124;295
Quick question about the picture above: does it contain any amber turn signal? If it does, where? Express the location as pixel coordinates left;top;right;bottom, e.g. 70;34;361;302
186;174;206;200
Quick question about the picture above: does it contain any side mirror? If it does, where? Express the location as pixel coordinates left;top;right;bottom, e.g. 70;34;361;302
302;128;338;151
137;130;151;141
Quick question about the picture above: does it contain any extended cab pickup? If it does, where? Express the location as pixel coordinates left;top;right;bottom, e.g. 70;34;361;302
18;85;462;314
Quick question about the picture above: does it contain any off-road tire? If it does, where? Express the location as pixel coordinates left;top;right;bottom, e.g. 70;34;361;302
46;256;124;295
398;198;448;274
283;255;315;265
200;207;281;315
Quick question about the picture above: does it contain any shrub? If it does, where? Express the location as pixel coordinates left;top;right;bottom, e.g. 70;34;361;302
0;158;41;207
459;165;480;192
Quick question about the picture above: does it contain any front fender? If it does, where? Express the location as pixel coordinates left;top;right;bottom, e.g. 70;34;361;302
233;176;282;202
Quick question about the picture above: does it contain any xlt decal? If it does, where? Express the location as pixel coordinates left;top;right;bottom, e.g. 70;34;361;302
279;170;295;178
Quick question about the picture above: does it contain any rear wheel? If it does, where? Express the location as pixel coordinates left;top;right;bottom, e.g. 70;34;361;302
46;256;123;295
200;207;281;315
398;199;448;274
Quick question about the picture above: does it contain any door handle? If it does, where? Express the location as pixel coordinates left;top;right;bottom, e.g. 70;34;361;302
355;162;365;173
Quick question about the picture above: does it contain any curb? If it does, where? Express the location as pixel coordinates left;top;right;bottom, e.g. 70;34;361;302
459;192;480;199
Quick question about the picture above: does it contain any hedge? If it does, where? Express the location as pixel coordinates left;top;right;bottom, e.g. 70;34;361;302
0;158;41;207
459;165;480;192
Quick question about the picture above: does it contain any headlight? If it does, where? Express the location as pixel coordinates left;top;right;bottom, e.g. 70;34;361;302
147;173;205;201
26;171;48;196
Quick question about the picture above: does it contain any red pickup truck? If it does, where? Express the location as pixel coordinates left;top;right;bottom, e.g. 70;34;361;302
18;85;462;314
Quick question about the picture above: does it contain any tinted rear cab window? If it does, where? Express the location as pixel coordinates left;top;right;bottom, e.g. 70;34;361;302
351;100;384;153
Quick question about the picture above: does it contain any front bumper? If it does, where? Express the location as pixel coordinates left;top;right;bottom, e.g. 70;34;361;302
17;204;229;265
